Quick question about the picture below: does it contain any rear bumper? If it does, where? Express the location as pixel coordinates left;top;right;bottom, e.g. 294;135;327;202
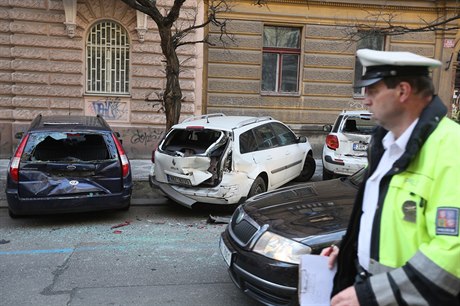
149;174;247;207
149;174;197;208
6;189;132;216
322;154;367;176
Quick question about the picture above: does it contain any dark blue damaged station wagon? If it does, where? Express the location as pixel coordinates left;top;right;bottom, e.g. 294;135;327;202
5;114;132;218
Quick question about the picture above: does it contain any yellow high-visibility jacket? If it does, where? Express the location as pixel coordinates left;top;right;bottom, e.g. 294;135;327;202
333;96;460;305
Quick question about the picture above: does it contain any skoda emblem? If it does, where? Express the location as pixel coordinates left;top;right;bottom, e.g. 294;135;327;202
235;210;245;224
69;180;79;186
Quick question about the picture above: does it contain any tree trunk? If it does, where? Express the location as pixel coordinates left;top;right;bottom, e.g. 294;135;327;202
159;25;182;130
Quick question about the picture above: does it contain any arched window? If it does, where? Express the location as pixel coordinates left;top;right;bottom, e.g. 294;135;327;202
86;21;130;94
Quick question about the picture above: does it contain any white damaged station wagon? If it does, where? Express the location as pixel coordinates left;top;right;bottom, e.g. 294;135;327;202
149;114;316;208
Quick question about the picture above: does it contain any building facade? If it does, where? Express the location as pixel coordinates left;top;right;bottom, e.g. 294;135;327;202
0;0;204;158
1;0;459;158
204;0;460;152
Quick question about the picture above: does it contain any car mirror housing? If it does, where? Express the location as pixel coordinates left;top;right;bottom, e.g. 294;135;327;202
298;136;307;143
323;124;332;132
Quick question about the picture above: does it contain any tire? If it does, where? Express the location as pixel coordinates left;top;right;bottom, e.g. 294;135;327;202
248;176;267;199
295;155;316;182
322;167;334;180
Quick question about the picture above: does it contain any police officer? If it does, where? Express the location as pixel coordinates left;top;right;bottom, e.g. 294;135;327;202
322;49;460;306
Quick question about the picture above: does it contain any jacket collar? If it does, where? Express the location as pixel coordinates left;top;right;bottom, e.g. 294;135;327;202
369;95;447;173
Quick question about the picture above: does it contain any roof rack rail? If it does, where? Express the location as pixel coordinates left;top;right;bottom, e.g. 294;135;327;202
182;113;226;123
235;116;273;129
359;113;372;120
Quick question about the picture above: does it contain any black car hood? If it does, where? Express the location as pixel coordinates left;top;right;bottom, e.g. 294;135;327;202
242;178;357;241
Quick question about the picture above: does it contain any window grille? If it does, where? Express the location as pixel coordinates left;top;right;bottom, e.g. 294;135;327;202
86;21;130;94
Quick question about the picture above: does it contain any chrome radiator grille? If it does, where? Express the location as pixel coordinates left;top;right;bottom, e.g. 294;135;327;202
229;207;260;246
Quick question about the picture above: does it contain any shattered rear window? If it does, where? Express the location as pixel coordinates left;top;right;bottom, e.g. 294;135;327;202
161;129;222;155
341;117;375;134
22;132;113;162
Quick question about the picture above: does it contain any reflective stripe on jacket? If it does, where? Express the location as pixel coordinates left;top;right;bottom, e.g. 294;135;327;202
333;96;460;305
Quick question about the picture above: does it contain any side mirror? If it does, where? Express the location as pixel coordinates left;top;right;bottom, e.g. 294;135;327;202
15;132;24;139
323;124;332;132
298;136;307;143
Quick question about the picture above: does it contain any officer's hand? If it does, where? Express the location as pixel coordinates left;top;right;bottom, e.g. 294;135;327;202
331;286;360;306
319;244;339;269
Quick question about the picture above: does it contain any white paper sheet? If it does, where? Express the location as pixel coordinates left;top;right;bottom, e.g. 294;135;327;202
298;254;337;306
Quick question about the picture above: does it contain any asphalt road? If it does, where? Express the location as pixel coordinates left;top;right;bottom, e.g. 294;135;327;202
0;204;259;306
0;159;323;305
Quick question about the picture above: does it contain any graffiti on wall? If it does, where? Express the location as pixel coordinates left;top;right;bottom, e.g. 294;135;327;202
85;97;129;122
113;127;165;158
130;129;164;146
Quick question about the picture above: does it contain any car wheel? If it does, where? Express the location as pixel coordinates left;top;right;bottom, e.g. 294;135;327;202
248;176;267;199
322;168;334;180
295;155;316;182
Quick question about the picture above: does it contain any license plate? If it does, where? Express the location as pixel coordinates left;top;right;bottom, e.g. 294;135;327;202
167;175;191;186
219;236;232;266
353;143;367;151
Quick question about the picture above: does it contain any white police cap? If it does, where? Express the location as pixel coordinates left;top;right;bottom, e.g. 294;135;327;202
355;49;442;88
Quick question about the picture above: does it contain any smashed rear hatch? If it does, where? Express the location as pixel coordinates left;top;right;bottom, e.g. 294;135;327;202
156;128;230;187
338;116;375;157
18;132;122;197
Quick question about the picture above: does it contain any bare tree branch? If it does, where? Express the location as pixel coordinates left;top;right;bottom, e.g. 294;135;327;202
343;11;460;41
120;0;233;129
120;0;164;23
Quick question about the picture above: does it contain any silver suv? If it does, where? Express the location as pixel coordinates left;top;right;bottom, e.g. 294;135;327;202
322;110;375;180
149;114;315;208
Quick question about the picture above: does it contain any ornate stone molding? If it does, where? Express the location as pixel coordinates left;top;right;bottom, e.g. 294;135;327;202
63;0;77;38
136;11;148;42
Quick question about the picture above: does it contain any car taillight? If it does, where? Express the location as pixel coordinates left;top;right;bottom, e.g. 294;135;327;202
9;134;29;183
151;142;159;163
326;134;339;150
112;134;130;177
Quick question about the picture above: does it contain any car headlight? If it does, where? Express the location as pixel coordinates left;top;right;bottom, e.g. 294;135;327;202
252;231;312;264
